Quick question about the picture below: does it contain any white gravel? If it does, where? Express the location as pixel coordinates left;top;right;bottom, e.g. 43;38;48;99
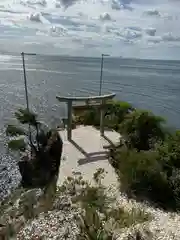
17;196;80;240
16;185;180;240
115;192;180;240
17;210;80;240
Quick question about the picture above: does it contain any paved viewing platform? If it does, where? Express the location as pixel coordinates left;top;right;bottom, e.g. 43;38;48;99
57;125;120;187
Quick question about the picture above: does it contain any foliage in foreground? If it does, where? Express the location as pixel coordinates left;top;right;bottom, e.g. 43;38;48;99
0;177;57;239
1;169;151;239
57;169;151;239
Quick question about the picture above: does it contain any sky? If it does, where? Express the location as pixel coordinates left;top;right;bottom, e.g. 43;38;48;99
0;0;180;59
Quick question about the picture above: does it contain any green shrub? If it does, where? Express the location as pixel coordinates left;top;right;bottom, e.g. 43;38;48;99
77;206;149;240
80;107;100;126
77;207;113;240
109;147;177;209
58;170;113;213
106;206;150;228
73;100;133;130
57;170;150;239
109;128;180;210
154;131;180;209
155;131;180;175
104;100;133;130
106;100;133;118
119;110;166;151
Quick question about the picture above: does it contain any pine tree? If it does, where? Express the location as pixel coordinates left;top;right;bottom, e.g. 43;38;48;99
6;108;51;156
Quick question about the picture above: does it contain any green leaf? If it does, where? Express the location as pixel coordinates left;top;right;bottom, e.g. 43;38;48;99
15;108;37;126
8;138;26;151
6;124;26;137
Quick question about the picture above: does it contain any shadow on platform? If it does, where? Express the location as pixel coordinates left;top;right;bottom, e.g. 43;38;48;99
78;153;108;165
69;136;112;165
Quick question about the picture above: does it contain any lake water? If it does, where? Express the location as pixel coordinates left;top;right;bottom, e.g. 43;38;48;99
0;54;180;199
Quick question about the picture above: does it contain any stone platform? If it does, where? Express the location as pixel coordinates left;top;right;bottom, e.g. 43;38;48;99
57;125;120;187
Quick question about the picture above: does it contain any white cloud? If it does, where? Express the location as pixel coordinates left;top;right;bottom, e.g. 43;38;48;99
162;32;180;42
145;28;156;36
0;0;180;59
29;12;44;22
143;9;160;17
99;12;112;21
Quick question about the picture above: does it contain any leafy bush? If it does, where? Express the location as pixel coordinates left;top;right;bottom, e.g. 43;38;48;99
0;179;57;239
77;207;113;240
109;147;178;210
119;110;166;151
77;107;101;127
104;100;133;130
154;131;180;209
77;205;150;240
57;170;150;239
6;108;50;154
58;169;113;213
73;100;133;130
155;131;180;174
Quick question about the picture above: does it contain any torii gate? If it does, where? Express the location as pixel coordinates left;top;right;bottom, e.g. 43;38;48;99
56;93;116;141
